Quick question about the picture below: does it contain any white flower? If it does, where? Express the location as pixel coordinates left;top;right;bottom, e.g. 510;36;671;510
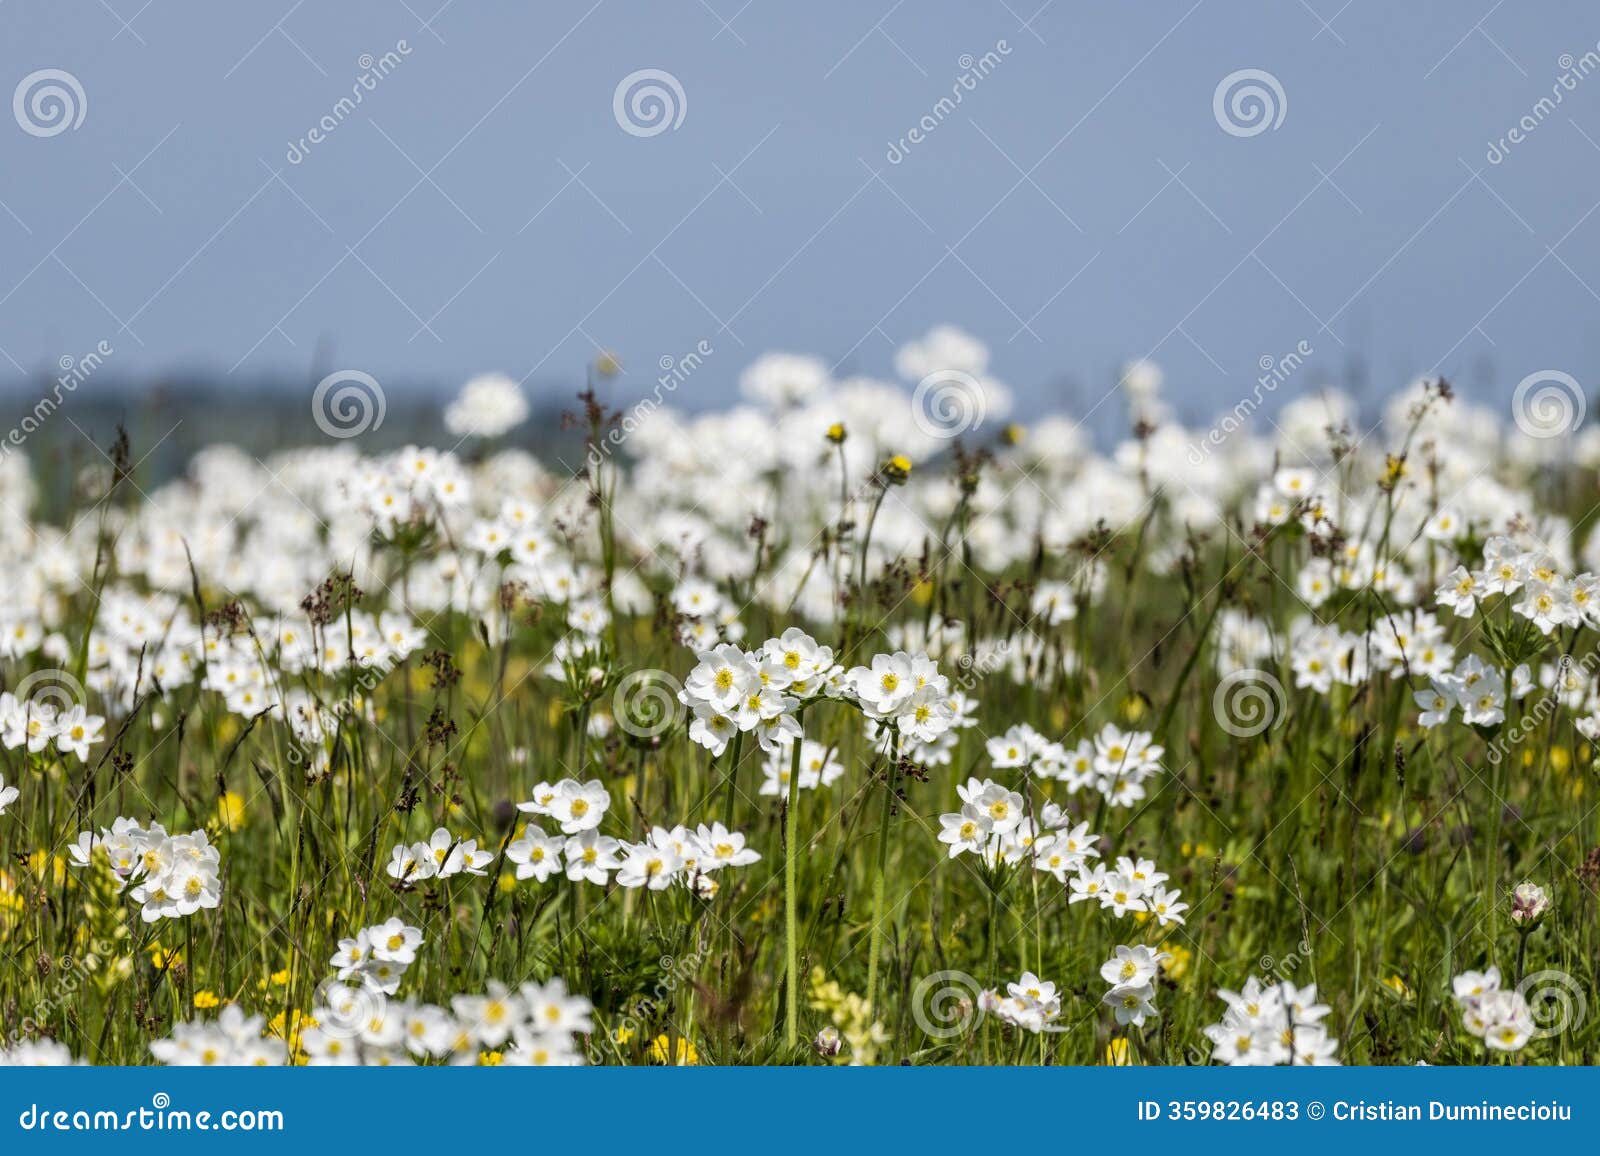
443;373;528;438
508;825;565;882
1099;944;1169;988
738;352;831;408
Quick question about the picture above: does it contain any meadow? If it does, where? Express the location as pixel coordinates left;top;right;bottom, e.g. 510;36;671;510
0;337;1596;1066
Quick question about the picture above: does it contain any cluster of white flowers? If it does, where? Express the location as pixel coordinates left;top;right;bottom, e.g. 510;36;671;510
150;979;594;1066
318;978;593;1066
939;776;1047;861
1437;536;1600;635
278;609;428;680
611;823;761;898
510;821;759;898
150;1005;288;1066
67;818;223;922
0;691;105;762
863;685;979;766
443;373;529;440
348;445;473;535
1451;967;1535;1052
986;722;1164;807
1202;976;1340;1065
1070;856;1189;925
386;827;495;883
505;778;759;898
1100;944;1168;1028
935;775;1187;926
330;917;425;995
1285;608;1458;694
1414;653;1535;729
678;628;841;755
0;1039;81;1065
980;972;1062;1033
844;650;960;749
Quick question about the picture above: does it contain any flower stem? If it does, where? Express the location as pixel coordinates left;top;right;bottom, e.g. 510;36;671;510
784;733;804;1050
720;731;744;829
864;732;899;1018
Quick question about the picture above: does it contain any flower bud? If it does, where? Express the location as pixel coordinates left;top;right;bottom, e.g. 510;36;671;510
1509;880;1549;926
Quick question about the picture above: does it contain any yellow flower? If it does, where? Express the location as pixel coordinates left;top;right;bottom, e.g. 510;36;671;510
194;990;221;1009
214;791;247;832
257;968;292;992
614;1026;636;1045
880;454;912;484
1002;423;1026;446
1159;942;1192;982
649;1034;698;1066
148;945;183;969
0;870;21;922
1381;974;1414;1001
1105;1038;1141;1065
268;1009;316;1063
825;422;847;444
27;851;67;887
478;1050;504;1066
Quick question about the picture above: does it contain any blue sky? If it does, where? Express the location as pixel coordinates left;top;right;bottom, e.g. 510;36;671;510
3;0;1600;430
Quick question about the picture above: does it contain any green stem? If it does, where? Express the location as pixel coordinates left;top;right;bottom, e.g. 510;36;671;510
721;732;744;829
864;731;899;1018
784;733;804;1050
